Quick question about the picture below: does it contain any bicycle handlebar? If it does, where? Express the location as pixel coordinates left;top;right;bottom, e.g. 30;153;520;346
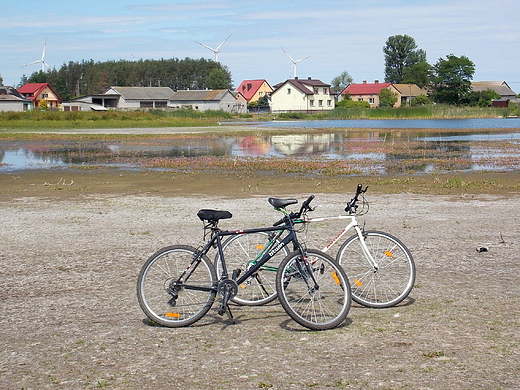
345;184;368;214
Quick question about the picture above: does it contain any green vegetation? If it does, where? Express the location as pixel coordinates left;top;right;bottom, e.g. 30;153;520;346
0;109;233;129
0;103;518;131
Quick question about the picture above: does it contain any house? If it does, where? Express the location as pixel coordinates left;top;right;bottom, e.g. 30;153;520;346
17;83;62;109
103;86;174;110
270;77;335;113
169;89;247;113
392;84;428;107
471;81;518;102
235;80;273;103
0;86;32;112
342;80;398;107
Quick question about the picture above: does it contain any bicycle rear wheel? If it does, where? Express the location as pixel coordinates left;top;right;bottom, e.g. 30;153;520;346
337;231;415;308
276;249;351;330
137;245;217;327
215;231;289;306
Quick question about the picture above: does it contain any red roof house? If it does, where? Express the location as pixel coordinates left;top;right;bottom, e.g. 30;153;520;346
17;83;62;109
342;80;397;107
236;79;273;102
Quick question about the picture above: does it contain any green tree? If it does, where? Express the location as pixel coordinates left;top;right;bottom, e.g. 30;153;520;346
384;35;427;84
331;71;354;92
38;98;48;110
431;54;475;105
402;62;432;89
0;74;3;85
411;94;431;106
204;67;233;90
379;88;398;107
466;89;500;107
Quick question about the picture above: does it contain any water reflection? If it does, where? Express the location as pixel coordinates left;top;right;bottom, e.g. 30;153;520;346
1;129;519;174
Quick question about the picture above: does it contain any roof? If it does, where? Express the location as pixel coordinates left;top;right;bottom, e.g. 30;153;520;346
17;82;62;102
344;82;392;95
273;78;332;95
471;81;517;96
107;86;174;100
0;86;31;101
236;79;272;101
170;90;230;101
392;84;427;97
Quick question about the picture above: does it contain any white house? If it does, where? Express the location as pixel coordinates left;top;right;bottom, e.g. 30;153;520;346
0;86;32;112
169;89;246;113
271;77;335;113
104;86;175;110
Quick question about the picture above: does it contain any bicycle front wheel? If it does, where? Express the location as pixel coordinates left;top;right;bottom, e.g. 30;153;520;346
137;245;217;327
276;249;351;330
215;231;289;306
337;231;415;308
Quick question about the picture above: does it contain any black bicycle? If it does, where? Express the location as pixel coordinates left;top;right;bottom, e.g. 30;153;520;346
137;196;351;330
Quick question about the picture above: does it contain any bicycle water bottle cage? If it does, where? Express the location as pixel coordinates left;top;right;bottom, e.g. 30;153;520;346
268;198;298;209
197;209;233;223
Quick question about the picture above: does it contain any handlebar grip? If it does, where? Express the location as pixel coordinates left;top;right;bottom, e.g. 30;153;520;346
273;218;285;227
302;195;315;209
356;183;363;195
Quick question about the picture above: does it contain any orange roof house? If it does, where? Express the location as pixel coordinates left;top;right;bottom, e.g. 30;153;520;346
236;79;273;103
17;83;62;109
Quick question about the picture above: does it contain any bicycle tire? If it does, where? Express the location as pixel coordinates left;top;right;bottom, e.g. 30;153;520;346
336;231;415;308
276;249;351;330
137;245;217;327
215;231;289;306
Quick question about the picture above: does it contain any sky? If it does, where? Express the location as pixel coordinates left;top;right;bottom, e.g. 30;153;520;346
1;0;519;92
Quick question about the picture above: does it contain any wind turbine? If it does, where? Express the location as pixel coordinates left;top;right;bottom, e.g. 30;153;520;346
21;38;51;72
195;35;231;63
281;47;311;79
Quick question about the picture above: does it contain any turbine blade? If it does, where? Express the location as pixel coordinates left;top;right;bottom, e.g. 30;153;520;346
196;41;216;52
215;34;231;50
21;60;41;68
280;47;295;62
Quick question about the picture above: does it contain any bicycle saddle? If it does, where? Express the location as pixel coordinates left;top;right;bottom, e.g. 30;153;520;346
197;209;232;222
268;197;298;209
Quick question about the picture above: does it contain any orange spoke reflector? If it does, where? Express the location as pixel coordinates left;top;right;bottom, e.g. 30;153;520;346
256;244;265;250
240;284;247;289
385;251;393;257
354;279;362;287
331;271;341;285
165;312;180;318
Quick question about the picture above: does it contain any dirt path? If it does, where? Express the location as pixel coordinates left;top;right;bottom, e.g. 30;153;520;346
1;182;519;389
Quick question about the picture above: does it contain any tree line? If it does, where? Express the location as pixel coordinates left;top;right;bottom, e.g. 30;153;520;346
332;34;507;107
18;58;233;101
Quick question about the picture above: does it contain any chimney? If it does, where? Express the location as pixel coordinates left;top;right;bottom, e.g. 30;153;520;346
363;80;367;84
308;77;311;80
295;77;298;80
375;80;379;83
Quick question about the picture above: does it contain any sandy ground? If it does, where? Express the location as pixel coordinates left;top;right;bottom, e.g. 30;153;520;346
1;171;519;389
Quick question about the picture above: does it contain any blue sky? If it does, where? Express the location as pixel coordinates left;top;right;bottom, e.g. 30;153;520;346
1;0;519;92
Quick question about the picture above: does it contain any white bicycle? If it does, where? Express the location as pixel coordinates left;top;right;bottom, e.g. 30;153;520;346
216;184;416;308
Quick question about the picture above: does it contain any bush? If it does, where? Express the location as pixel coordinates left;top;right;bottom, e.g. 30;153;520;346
336;99;371;109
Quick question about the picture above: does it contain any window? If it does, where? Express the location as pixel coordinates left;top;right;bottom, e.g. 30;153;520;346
314;88;319;94
259;92;263;96
318;100;323;107
42;93;49;98
140;101;153;108
310;100;314;107
154;101;167;108
369;98;375;104
327;100;332;107
324;88;328;94
287;88;291;94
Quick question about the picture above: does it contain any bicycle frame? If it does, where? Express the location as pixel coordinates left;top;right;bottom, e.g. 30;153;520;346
180;221;303;293
302;214;379;270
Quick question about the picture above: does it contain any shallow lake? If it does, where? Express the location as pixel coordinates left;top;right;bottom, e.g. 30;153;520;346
1;121;520;175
